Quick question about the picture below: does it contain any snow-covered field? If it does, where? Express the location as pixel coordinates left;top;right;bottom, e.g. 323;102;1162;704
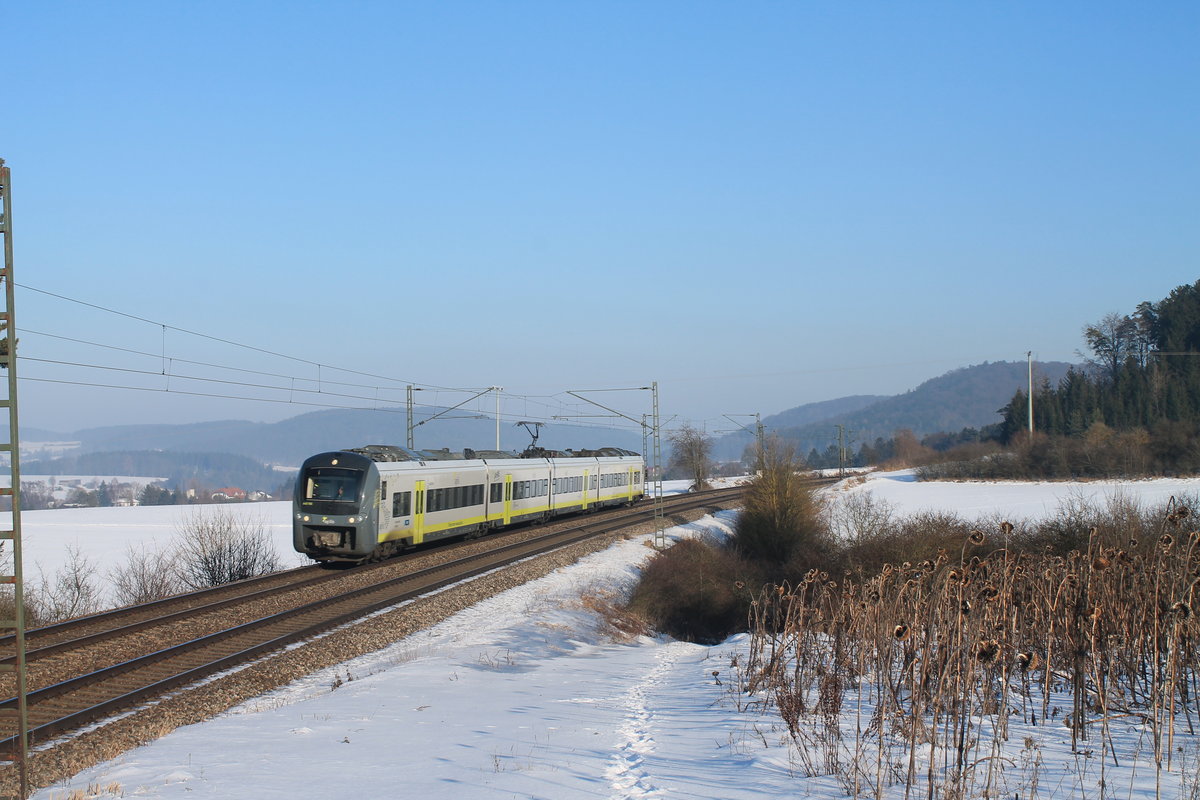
829;468;1200;521
25;472;1200;799
13;502;303;600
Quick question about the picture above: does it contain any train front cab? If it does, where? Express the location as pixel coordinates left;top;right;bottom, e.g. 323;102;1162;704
293;451;380;562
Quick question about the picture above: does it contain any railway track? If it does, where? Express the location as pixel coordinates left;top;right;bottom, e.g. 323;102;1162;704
0;485;750;752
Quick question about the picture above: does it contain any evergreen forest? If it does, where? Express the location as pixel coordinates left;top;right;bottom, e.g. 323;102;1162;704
975;279;1200;476
804;279;1200;478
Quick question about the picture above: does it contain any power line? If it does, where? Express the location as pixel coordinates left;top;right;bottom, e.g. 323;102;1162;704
16;284;648;435
16;373;643;433
16;282;479;392
20;356;408;406
22;328;400;391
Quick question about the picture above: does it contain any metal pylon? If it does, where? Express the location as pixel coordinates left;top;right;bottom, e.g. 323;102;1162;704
0;159;30;799
651;381;666;548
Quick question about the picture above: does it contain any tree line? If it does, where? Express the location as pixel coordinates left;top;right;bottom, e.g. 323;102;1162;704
800;280;1200;478
988;279;1200;474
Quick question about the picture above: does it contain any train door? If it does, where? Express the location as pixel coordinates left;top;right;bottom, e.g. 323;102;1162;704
414;480;426;544
503;474;513;525
627;466;635;501
379;480;389;533
582;469;590;511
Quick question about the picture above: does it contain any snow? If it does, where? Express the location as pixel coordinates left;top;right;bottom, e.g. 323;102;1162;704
10;502;302;602
828;468;1200;521
24;473;1200;799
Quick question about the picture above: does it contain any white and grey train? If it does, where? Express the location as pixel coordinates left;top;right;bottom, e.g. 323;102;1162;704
293;445;645;563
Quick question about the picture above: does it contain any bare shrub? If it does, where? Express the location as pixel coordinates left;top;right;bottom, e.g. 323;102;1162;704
109;545;183;606
626;535;757;643
839;508;974;575
27;545;103;623
735;438;828;575
172;507;281;589
825;491;896;544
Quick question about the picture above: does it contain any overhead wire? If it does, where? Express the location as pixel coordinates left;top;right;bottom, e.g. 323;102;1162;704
15;283;653;436
16;283;483;392
22;328;404;392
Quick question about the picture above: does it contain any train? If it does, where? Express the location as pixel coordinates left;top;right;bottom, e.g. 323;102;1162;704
293;444;646;563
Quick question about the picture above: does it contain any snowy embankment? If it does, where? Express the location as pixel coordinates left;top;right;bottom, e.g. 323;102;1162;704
28;473;1200;799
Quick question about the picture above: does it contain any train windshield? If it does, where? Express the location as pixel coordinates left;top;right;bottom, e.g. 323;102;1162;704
303;467;363;504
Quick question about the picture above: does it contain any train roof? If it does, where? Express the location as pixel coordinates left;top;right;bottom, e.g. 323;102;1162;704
344;444;640;463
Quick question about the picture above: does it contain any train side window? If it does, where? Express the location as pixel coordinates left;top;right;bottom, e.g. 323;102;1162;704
392;491;411;517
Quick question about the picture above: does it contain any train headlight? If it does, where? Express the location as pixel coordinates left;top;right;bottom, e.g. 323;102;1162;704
348;517;357;524
303;515;310;522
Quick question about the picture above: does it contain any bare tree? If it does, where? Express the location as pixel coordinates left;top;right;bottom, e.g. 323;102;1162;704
110;545;183;606
173;507;281;589
668;423;713;491
733;437;826;570
27;545;103;622
825;490;897;543
1082;312;1138;380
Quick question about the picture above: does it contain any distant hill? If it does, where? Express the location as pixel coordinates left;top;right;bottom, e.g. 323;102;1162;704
758;395;886;430
22;451;289;494
714;360;1076;460
22;427;73;442
43;409;644;467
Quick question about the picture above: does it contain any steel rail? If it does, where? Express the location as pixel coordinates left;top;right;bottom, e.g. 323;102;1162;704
0;485;747;667
0;487;747;749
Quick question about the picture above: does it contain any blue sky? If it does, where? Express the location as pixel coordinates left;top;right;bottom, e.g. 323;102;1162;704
6;1;1198;437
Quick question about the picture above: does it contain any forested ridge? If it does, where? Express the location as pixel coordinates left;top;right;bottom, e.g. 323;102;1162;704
999;281;1200;437
969;279;1200;476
